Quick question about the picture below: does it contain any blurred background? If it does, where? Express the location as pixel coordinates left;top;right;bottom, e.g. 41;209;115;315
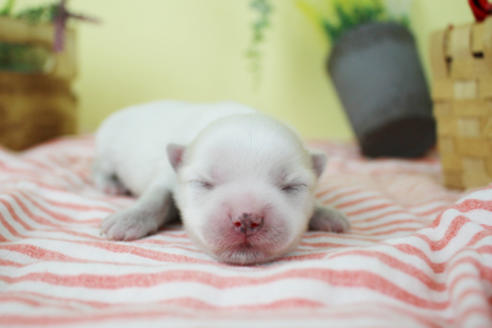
4;0;474;139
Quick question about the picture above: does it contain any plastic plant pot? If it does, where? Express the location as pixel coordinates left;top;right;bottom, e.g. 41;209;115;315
327;22;436;158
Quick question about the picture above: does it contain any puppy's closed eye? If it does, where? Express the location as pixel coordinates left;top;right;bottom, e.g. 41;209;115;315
280;183;307;193
189;180;215;190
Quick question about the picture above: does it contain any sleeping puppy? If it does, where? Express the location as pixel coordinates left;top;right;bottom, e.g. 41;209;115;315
94;101;350;265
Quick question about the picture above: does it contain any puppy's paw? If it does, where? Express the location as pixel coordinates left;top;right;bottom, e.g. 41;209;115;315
309;205;350;233
100;208;159;241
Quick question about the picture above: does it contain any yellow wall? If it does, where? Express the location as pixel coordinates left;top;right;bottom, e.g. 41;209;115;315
63;0;473;139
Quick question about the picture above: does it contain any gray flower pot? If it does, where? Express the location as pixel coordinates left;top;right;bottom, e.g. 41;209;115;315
327;22;435;158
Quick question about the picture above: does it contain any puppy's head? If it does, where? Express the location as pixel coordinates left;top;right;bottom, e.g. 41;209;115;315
167;114;325;265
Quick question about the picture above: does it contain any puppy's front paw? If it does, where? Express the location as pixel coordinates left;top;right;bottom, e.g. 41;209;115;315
100;208;159;241
309;205;350;233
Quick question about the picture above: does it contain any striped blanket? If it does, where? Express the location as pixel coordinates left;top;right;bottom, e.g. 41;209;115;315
1;137;491;328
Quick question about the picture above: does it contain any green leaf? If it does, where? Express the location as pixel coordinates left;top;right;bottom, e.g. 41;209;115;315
315;0;407;45
246;0;273;86
0;42;50;73
0;0;15;16
15;2;58;24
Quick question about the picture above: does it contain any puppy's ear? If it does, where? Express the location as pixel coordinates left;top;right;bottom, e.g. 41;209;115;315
310;150;327;179
166;143;186;172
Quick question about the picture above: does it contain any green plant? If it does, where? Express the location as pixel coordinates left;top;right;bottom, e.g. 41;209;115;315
0;0;97;73
0;0;13;15
246;0;410;85
0;0;58;23
246;0;273;86
0;0;60;73
298;0;410;45
322;1;385;44
13;3;58;24
0;43;51;73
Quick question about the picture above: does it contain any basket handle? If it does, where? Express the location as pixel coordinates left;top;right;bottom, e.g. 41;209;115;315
0;17;76;80
469;0;492;21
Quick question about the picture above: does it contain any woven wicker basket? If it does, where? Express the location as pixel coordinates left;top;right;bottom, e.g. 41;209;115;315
430;16;492;189
0;17;77;151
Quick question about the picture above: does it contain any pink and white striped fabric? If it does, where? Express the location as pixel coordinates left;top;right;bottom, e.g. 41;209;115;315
0;137;491;328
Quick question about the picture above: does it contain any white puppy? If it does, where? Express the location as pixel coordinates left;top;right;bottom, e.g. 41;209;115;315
95;101;349;265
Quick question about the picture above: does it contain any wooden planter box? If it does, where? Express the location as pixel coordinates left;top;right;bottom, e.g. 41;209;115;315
0;17;77;151
430;17;492;189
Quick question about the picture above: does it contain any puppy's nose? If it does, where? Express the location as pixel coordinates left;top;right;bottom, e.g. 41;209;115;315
232;213;264;235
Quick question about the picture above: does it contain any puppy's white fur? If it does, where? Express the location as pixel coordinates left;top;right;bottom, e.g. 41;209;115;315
95;101;349;264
